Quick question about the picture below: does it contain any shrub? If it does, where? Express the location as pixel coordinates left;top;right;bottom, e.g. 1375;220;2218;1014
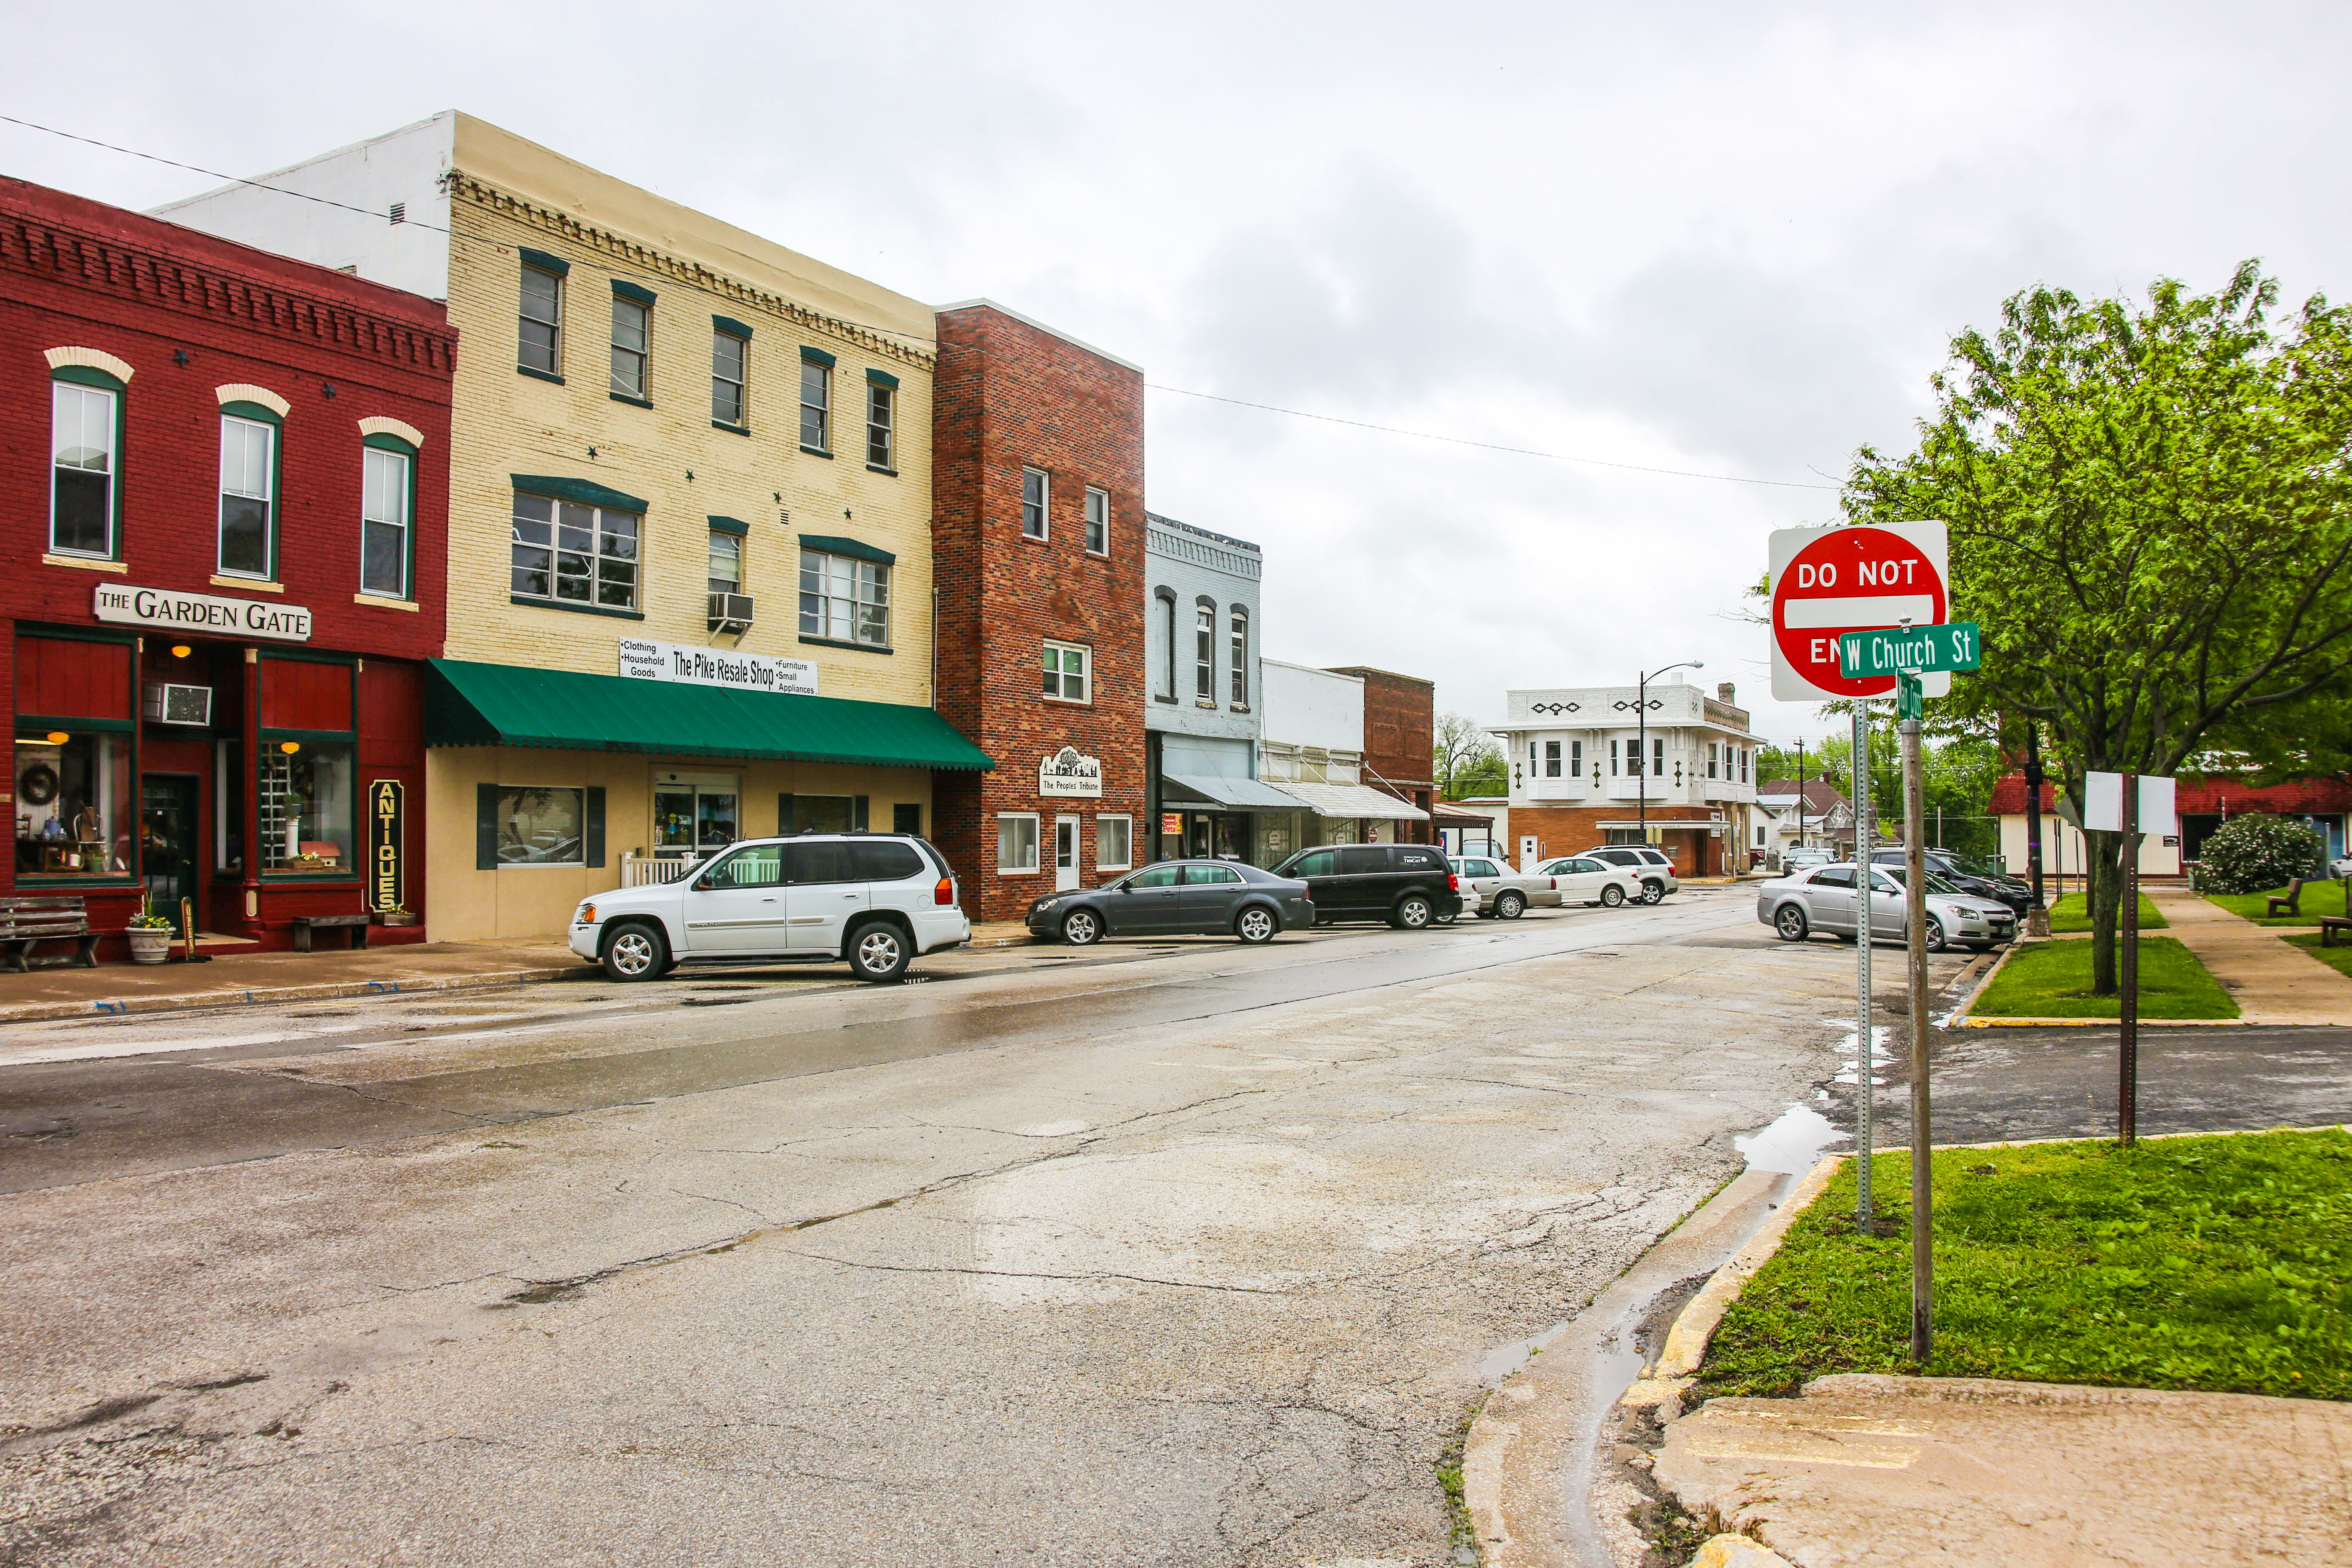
2197;812;2325;894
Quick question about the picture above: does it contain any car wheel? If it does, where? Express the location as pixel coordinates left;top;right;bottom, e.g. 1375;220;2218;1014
1640;880;1665;905
1393;893;1434;930
1061;908;1102;946
601;921;667;982
1773;904;1809;942
848;920;910;982
1235;906;1278;945
1924;916;1948;953
1600;884;1626;908
1495;890;1526;920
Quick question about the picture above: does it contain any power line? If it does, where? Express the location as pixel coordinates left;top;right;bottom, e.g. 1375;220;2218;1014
6;112;1841;492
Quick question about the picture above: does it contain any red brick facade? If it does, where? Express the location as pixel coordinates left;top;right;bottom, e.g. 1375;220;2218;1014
1329;665;1435;842
929;304;1145;922
1504;805;1727;877
2;178;453;955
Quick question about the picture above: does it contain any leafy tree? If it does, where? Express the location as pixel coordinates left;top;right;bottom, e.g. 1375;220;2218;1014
1433;712;1505;798
2196;813;2327;894
1844;263;2352;991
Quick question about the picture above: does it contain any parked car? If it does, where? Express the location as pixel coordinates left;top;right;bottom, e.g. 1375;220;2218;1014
1780;847;1832;872
1271;842;1464;929
1755;862;2016;952
570;833;968;983
1867;848;2031;915
1450;854;1550;919
1029;859;1313;945
1576;845;1679;903
1532;855;1646;909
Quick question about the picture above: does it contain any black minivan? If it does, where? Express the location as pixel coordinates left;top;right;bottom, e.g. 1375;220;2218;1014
1270;842;1464;929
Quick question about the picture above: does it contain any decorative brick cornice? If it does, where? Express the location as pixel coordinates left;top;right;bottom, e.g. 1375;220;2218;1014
448;174;937;374
0;209;454;374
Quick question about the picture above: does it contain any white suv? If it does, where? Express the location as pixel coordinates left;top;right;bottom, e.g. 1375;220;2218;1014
570;834;969;983
1576;845;1679;903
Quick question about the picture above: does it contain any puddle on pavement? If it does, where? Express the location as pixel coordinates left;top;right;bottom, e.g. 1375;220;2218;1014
1828;1017;1895;1087
1733;1102;1850;1174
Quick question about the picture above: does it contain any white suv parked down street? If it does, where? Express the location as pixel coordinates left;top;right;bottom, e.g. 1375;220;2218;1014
1576;845;1679;903
570;833;970;983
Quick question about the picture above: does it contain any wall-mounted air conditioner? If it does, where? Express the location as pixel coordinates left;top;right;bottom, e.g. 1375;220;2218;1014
143;683;214;727
708;593;755;632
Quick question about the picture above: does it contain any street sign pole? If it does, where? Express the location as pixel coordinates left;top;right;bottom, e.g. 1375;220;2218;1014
1853;699;1874;1228
2121;771;2139;1148
1900;702;1933;1362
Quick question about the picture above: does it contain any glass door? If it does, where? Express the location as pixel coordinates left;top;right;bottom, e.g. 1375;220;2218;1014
1054;815;1080;891
653;775;740;861
140;775;200;933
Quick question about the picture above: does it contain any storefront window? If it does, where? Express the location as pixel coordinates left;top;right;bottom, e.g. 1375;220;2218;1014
14;729;132;878
259;741;356;873
495;786;585;865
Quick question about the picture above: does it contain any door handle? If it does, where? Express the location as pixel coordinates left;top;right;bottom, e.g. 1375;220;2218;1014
842;892;858;900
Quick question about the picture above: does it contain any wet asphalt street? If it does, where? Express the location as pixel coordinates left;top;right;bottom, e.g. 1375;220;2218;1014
3;888;2345;1567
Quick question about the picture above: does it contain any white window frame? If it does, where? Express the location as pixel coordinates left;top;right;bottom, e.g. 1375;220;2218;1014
996;812;1040;874
360;444;412;599
708;528;743;594
1084;485;1109;555
712;328;747;425
800;358;830;450
1021;467;1049;539
1194;600;1215;700
217;413;276;580
798;548;891;646
867;381;895;469
519;263;562;375
1043;638;1092;704
1229;606;1249;707
1571;740;1583;777
511;493;641;610
1095;813;1133;871
50;380;118;560
1544;740;1562;778
610;294;650;399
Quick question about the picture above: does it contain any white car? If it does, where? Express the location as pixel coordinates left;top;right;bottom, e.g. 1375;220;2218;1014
1576;845;1679;903
1755;862;2016;952
1533;855;1646;909
569;833;970;983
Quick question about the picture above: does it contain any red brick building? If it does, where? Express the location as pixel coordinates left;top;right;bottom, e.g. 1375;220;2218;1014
930;302;1145;922
1328;665;1435;843
2;178;453;958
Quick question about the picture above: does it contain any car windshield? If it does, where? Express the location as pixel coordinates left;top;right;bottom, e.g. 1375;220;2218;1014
1878;867;1967;897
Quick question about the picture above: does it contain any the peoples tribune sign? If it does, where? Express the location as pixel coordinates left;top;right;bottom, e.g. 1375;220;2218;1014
618;639;818;697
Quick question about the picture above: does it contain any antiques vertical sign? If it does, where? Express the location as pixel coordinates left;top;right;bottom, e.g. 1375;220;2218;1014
368;780;405;913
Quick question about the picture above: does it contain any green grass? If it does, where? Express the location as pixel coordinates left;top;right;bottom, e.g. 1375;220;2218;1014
1699;1129;2352;1400
1970;935;2238;1019
2044;891;2166;932
2202;882;2352;927
2283;931;2352;980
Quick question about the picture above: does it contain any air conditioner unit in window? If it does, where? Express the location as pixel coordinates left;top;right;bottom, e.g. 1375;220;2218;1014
708;593;755;632
143;683;214;727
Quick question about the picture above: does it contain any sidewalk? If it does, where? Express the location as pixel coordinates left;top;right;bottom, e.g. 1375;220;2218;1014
2149;883;2352;1025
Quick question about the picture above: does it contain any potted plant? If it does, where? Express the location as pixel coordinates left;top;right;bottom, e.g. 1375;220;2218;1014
125;902;175;964
375;904;418;928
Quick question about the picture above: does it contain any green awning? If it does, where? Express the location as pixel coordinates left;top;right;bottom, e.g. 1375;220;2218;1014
426;658;993;772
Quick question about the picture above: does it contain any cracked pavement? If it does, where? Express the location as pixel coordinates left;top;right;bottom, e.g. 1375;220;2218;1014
4;889;1863;1566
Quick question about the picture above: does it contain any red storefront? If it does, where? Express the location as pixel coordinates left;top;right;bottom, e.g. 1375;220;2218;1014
2;178;453;958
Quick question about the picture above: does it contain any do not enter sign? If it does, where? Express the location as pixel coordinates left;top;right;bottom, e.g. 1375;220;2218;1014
1769;521;1951;701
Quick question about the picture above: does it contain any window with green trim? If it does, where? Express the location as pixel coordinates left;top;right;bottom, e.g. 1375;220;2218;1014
799;359;830;450
218;411;277;579
611;295;649;399
50;377;119;558
866;381;894;468
520;263;562;374
361;441;413;598
512;491;640;609
799;547;888;645
712;328;747;425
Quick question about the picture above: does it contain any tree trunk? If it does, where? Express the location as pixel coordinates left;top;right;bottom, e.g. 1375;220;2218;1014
2087;830;2127;995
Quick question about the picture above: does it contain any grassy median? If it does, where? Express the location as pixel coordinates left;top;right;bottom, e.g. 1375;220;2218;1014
2200;882;2352;927
2284;931;2352;980
1969;935;2237;1019
2044;891;2166;932
1699;1130;2352;1400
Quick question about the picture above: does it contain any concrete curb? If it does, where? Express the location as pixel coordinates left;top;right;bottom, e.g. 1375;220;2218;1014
1653;1155;1844;1382
0;965;584;1024
1952;934;2257;1029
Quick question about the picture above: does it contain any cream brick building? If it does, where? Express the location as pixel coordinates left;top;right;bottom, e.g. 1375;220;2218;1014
159;113;987;939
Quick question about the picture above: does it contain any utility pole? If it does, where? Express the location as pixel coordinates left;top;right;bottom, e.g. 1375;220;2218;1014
1900;686;1934;1363
1854;699;1875;1227
2024;723;2049;936
2121;771;2139;1147
1796;741;1807;851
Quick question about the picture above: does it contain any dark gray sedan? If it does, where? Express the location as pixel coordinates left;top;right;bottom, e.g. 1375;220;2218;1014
1027;860;1315;946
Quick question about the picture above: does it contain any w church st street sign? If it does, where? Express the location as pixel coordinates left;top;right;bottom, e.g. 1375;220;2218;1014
1769;522;1950;701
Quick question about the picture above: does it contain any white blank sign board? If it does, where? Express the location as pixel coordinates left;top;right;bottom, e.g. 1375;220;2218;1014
2082;772;2176;834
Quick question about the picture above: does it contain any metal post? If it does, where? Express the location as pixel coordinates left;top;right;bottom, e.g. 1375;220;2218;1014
1901;707;1933;1362
1796;741;1807;851
1636;673;1648;845
2120;771;2139;1147
2024;723;2049;935
1854;701;1874;1226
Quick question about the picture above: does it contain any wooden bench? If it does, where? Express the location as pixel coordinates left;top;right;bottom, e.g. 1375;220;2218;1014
290;913;370;953
2267;879;2309;917
2321;916;2352;948
0;895;99;973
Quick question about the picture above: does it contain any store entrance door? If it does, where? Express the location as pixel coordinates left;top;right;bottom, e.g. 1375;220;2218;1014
141;774;200;933
1054;816;1081;891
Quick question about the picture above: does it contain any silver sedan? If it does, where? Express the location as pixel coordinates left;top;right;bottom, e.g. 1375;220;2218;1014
1449;855;1553;920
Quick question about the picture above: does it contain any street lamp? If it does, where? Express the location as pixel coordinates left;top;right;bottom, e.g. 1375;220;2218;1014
1614;661;1703;847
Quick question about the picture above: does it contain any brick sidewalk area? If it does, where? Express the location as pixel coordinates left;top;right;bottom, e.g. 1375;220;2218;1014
2150;884;2352;1026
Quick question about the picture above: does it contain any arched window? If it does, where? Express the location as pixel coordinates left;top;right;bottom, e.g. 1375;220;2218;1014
1229;606;1248;707
1195;599;1216;701
1154;589;1177;701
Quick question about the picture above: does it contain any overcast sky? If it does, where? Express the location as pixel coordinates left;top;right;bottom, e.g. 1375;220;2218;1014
11;1;2346;750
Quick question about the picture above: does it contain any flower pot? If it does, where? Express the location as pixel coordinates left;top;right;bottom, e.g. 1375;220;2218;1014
375;912;418;927
126;928;173;965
